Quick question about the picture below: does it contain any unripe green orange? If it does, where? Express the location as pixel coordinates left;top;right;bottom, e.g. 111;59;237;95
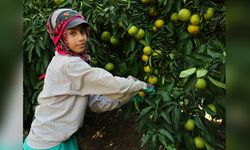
110;36;120;45
170;12;179;22
101;31;111;41
135;29;145;39
194;136;205;149
154;19;165;28
128;26;139;36
143;46;152;55
195;78;207;90
178;8;191;21
190;14;200;25
184;119;195;131
105;63;114;71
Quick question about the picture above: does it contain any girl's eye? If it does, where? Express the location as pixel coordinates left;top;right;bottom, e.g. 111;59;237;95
70;32;76;36
80;29;86;34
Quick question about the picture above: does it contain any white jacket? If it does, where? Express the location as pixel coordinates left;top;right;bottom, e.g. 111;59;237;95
27;53;147;149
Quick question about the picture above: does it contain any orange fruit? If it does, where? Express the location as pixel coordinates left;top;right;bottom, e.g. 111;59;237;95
143;66;151;73
101;31;111;41
135;29;145;39
178;8;191;21
118;18;123;27
55;0;64;5
105;63;114;71
110;36;120;45
128;26;139;36
187;24;200;35
148;75;158;84
170;12;179;22
143;46;152;55
148;7;157;16
138;91;146;97
154;19;165;28
184;119;195;131
141;0;151;4
152;26;157;32
194;136;205;149
90;58;97;65
141;55;149;62
190;14;200;25
195;78;207;90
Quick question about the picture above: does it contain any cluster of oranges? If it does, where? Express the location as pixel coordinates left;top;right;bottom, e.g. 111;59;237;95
169;7;215;35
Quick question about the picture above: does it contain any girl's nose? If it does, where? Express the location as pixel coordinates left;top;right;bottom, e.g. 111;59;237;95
79;33;86;41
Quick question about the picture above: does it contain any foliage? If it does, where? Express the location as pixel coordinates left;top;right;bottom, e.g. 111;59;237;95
23;0;225;149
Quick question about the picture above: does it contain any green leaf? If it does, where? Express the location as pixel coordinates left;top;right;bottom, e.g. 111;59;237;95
173;107;181;130
196;69;208;78
161;91;171;101
161;111;171;124
185;40;193;55
139;40;148;46
179;67;196;78
204;140;215;150
179;32;189;41
158;129;174;143
152;134;158;147
35;45;41;57
208;76;226;89
184;133;196;150
141;132;152;147
158;134;168;147
139;106;153;119
194;116;206;131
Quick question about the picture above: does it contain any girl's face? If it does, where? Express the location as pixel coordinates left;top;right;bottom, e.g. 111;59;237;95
64;24;88;54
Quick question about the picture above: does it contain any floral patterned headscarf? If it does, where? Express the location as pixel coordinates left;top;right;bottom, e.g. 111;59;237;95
46;8;90;61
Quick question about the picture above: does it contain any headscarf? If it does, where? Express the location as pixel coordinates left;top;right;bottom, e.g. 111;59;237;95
46;8;90;62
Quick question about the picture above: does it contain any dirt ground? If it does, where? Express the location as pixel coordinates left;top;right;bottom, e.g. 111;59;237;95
77;108;146;150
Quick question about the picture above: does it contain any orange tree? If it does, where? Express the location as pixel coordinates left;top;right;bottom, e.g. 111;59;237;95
24;0;225;149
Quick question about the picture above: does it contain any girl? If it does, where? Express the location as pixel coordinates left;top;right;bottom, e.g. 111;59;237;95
24;8;152;149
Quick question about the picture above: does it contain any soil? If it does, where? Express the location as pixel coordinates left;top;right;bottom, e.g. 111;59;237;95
77;109;147;150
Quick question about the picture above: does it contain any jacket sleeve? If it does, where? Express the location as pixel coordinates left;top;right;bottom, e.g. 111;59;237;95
65;59;147;99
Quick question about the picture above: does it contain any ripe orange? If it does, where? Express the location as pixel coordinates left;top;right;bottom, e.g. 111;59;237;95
101;31;111;41
178;8;191;21
128;26;139;36
184;119;195;131
105;63;114;71
194;136;205;149
190;14;200;25
148;75;158;84
143;46;152;55
187;24;200;35
143;66;151;73
141;55;149;62
195;78;207;90
170;12;179;22
154;19;165;28
135;29;145;39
